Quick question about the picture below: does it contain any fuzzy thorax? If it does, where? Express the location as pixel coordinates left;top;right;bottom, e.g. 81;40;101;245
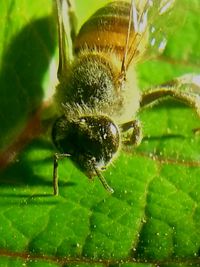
54;48;140;124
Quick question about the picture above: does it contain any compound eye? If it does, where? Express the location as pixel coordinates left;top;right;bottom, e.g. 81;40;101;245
52;115;120;176
78;115;120;169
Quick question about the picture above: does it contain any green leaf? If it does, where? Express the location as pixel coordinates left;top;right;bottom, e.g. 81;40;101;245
0;0;200;266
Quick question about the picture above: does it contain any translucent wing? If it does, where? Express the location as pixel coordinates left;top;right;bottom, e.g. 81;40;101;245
55;0;77;80
123;0;184;70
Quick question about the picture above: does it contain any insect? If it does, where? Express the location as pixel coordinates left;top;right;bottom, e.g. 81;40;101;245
51;0;200;195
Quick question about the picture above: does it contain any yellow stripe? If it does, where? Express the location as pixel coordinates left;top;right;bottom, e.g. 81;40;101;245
74;31;135;57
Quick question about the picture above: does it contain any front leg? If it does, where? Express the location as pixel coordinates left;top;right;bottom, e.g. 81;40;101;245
120;119;143;146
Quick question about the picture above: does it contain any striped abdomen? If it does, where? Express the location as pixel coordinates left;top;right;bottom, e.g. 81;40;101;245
74;1;134;59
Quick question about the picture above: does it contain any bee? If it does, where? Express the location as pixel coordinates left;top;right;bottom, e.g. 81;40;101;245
52;0;200;195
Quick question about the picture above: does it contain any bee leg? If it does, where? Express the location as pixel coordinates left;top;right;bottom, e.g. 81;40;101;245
121;120;143;146
161;73;200;93
140;87;200;117
169;73;200;132
53;152;70;196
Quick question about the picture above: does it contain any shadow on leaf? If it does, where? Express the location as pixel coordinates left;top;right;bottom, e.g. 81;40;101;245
0;15;56;151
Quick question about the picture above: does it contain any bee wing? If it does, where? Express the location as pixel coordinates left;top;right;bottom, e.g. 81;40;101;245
55;0;75;81
122;0;184;72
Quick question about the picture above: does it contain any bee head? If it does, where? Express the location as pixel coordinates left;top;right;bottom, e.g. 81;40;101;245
52;114;120;177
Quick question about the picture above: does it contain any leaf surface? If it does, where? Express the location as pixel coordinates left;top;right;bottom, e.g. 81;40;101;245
0;0;200;266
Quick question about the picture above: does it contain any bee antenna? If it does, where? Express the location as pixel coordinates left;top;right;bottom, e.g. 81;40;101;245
91;159;114;194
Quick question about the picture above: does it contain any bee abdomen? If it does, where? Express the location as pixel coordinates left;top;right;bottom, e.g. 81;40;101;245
74;1;133;58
